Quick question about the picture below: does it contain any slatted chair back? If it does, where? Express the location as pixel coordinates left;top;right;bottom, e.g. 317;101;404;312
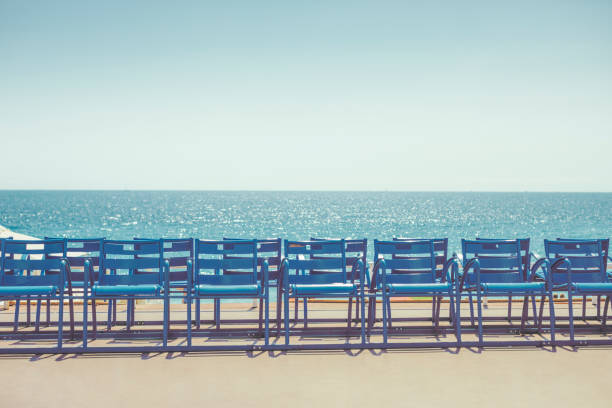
476;238;531;279
461;239;525;285
374;239;438;284
0;239;66;287
222;238;281;280
135;238;193;284
99;240;164;286
283;239;347;285
45;238;103;284
555;238;609;275
195;239;258;286
310;238;367;281
545;239;607;285
392;238;447;279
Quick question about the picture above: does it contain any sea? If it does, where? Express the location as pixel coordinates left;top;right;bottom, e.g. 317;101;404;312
1;190;611;259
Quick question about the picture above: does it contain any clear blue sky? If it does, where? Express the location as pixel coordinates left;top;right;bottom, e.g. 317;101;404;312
1;1;610;191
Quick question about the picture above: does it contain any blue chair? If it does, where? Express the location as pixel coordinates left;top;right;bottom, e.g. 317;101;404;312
460;239;556;346
216;238;281;333
0;239;70;349
387;238;449;328
45;238;103;337
475;238;532;323
371;239;459;344
84;239;169;348
134;238;193;327
307;238;367;325
279;239;366;346
544;239;610;342
190;239;269;346
551;238;609;321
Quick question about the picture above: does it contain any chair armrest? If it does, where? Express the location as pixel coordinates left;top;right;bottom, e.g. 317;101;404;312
163;259;170;293
262;259;269;295
280;258;290;291
186;258;193;290
460;258;480;291
442;257;460;284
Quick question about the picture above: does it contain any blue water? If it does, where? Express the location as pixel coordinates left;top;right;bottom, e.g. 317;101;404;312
1;191;611;258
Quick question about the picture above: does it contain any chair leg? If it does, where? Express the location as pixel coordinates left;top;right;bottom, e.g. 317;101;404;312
106;300;112;331
568;291;575;343
434;296;441;330
264;292;270;346
163;295;169;348
476;288;484;346
582;296;587;321
57;294;64;349
26;296;31;326
360;291;366;344
531;296;537;325
35;296;41;332
537;295;545;330
13;297;20;332
507;295;512;322
303;297;308;328
83;293;88;349
215;299;221;330
196;299;201;329
602;296;610;332
387;296;392;328
284;293;290;346
382;291;388;344
112;299;117;324
548;291;556;345
46;298;51;326
347;296;352;330
258;297;263;334
455;291;462;344
519;296;528;333
597;295;602;319
294;297;298;323
126;298;132;330
91;298;97;338
187;295;192;347
276;286;282;336
468;293;475;326
68;291;75;340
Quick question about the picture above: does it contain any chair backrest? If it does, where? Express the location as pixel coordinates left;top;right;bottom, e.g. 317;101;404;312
544;239;607;285
135;238;193;283
283;239;347;285
311;237;367;281
555;238;609;275
0;239;66;287
195;239;258;286
45;238;103;283
461;239;525;285
476;237;530;278
392;237;447;279
99;240;164;286
374;239;438;284
223;238;282;280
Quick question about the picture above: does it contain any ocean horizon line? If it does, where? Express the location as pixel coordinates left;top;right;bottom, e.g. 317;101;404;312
1;189;611;194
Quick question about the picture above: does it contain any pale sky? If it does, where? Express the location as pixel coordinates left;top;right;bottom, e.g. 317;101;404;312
1;1;611;191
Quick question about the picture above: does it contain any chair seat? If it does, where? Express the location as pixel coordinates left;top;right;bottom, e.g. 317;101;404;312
387;283;450;294
291;283;356;296
93;284;161;296
0;286;58;296
573;283;612;293
196;284;260;296
480;282;545;294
